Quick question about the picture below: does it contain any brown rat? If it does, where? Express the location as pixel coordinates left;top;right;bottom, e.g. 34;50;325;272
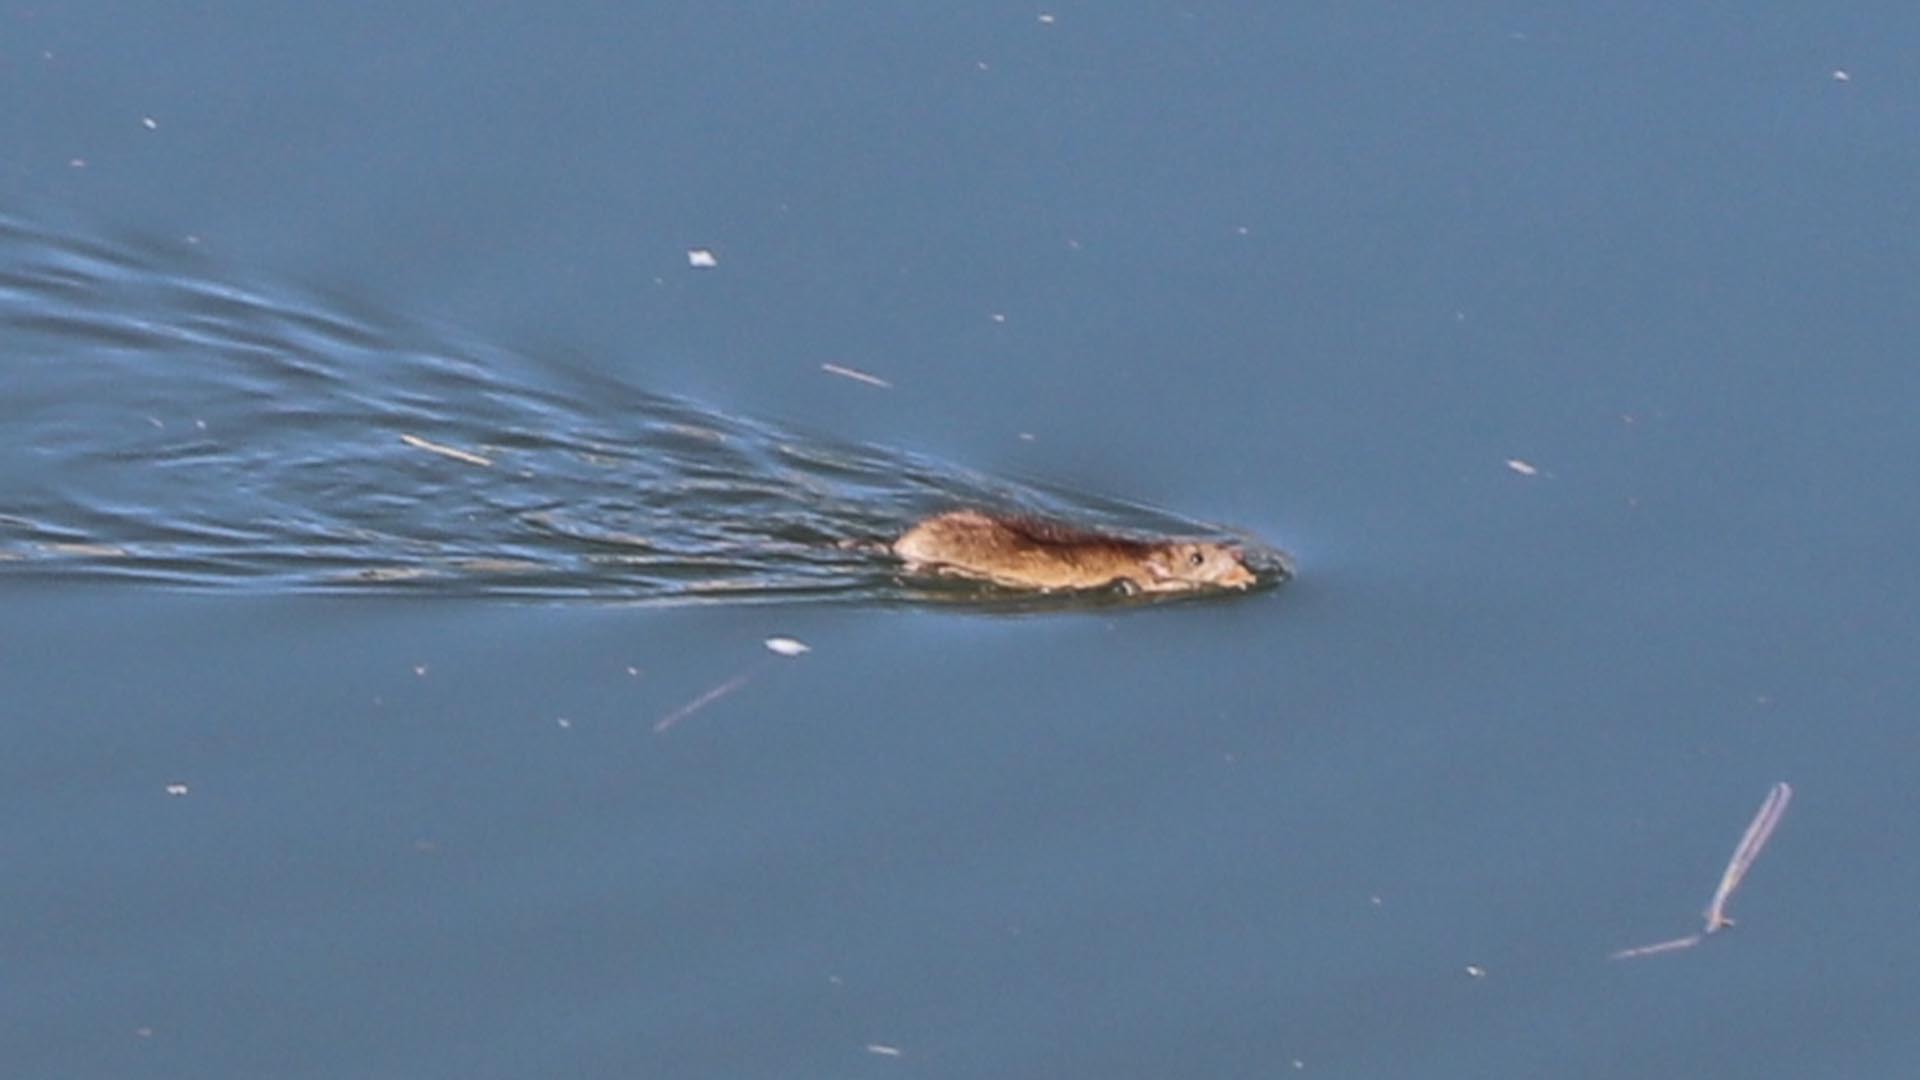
891;509;1259;594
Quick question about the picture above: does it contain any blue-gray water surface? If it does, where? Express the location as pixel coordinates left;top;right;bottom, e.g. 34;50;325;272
4;5;1919;1078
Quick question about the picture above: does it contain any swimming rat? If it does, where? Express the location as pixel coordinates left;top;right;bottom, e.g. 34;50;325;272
891;509;1262;594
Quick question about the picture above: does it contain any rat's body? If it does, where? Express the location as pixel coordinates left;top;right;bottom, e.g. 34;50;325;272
891;510;1257;594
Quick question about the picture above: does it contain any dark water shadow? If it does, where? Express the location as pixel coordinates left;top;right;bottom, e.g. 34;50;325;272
0;213;1288;609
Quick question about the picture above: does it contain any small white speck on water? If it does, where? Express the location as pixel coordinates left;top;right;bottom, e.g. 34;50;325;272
1505;458;1539;476
1832;69;1851;82
1465;964;1488;978
141;116;158;130
164;783;189;797
865;1043;903;1057
687;248;718;268
765;636;811;657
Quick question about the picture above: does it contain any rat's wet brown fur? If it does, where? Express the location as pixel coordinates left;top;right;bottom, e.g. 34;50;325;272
892;509;1257;594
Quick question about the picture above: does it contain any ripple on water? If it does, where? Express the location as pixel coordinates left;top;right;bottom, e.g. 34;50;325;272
0;213;1285;609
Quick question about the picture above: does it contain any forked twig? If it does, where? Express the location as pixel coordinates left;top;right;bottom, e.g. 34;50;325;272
1611;781;1793;961
1703;781;1793;933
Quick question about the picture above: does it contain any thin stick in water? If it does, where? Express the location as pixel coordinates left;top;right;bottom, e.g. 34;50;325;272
1609;933;1702;961
400;433;494;468
1702;781;1793;933
1611;780;1794;961
820;363;892;388
652;673;751;734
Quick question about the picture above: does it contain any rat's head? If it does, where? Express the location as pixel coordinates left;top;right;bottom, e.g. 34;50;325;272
1144;541;1258;591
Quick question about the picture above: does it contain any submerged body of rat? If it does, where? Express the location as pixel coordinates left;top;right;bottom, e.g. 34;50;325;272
892;509;1277;595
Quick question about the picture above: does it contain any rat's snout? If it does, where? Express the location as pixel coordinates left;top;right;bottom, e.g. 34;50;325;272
1240;545;1295;582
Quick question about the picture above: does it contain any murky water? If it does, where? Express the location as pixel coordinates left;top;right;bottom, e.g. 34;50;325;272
0;215;1284;607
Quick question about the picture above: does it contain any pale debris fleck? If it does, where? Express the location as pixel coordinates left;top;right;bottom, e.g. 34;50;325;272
412;665;428;677
765;636;811;657
43;542;128;558
141;116;158;130
990;312;1007;323
1464;964;1487;978
687;248;719;268
400;433;493;468
1505;458;1539;476
164;783;189;797
1832;69;1851;82
821;363;892;388
1037;12;1056;24
555;717;573;729
865;1044;903;1057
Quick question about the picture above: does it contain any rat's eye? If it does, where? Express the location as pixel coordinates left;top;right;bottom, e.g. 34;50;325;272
1188;551;1205;568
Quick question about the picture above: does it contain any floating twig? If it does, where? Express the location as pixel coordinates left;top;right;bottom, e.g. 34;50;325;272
652;673;751;734
821;363;892;388
1610;781;1794;960
399;433;493;467
1609;933;1701;960
1703;781;1792;933
651;636;813;734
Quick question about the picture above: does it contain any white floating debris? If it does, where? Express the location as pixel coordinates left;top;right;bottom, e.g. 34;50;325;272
164;783;189;797
765;636;811;657
820;363;892;388
1610;781;1794;961
1505;458;1539;476
989;312;1007;323
687;248;719;268
400;433;493;468
1832;69;1851;82
555;717;573;729
141;116;158;130
865;1044;903;1057
1464;964;1487;978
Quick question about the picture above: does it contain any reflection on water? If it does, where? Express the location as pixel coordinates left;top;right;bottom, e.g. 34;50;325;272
0;213;1284;607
